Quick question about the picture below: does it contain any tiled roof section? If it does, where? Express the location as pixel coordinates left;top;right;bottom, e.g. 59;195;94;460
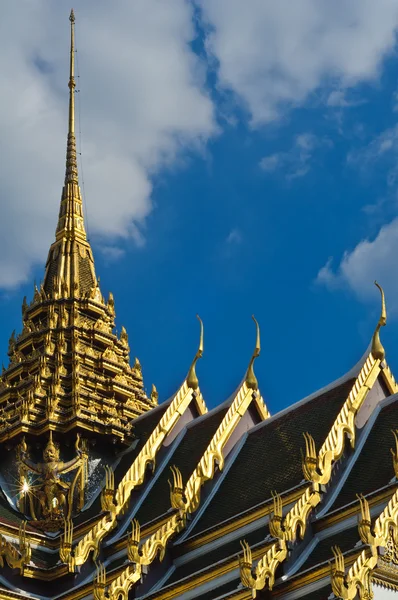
331;397;398;510
277;587;332;600
197;579;241;600
191;378;355;535
135;406;229;526
31;548;60;569
166;527;267;586
299;526;361;572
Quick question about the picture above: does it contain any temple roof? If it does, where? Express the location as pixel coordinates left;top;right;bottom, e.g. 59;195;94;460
0;11;397;600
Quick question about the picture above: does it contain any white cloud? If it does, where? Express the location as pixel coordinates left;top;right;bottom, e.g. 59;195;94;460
259;154;281;173
0;1;216;287
226;228;242;245
198;0;398;124
347;124;398;188
326;90;366;108
259;132;329;179
316;218;398;313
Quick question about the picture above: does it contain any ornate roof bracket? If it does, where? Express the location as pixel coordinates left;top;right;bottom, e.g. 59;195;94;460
239;340;390;596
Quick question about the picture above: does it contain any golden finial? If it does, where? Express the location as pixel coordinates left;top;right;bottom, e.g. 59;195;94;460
65;8;78;184
371;281;387;361
245;315;261;390
186;315;204;390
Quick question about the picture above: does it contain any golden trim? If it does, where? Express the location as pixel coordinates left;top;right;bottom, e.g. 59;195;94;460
239;350;385;595
371;281;387;361
97;381;269;598
331;467;398;599
0;522;31;575
60;377;205;570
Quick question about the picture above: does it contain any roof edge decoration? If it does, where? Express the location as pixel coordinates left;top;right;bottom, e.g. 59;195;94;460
239;284;394;595
331;444;398;599
59;316;207;571
92;320;270;600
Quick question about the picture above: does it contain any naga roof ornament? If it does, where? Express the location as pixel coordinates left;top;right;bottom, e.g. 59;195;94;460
371;280;387;361
245;315;261;390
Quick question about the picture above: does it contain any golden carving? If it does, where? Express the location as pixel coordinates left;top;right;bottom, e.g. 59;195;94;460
169;465;185;511
240;349;383;595
151;383;159;405
331;438;398;600
391;429;398;479
19;433;88;528
186;315;203;390
0;522;31;575
60;344;205;570
106;366;269;598
239;538;287;593
245;316;260;390
371;281;387;361
382;532;398;566
100;466;116;513
331;545;376;600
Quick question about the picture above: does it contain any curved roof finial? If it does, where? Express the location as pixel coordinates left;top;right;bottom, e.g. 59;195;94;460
371;281;387;361
186;315;204;390
245;315;261;390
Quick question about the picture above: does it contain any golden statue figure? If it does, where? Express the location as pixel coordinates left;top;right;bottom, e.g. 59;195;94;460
18;432;88;527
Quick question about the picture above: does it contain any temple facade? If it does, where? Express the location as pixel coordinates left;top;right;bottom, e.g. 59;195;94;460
0;10;397;600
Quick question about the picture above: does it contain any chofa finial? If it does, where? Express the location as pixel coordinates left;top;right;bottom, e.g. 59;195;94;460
245;315;261;390
371;281;387;361
186;315;204;390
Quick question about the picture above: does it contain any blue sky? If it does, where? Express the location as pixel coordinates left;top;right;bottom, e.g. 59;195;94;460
1;2;398;412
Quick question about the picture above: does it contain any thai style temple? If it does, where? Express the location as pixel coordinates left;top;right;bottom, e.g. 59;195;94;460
0;10;398;600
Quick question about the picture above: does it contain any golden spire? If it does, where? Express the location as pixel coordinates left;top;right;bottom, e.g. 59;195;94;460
43;9;97;296
65;9;78;185
371;281;387;361
186;316;204;390
245;315;261;390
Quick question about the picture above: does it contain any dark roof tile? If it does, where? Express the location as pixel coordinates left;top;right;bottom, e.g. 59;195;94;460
332;397;398;510
191;378;355;535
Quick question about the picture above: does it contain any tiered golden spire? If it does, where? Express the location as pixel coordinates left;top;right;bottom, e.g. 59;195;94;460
43;9;94;296
0;10;155;448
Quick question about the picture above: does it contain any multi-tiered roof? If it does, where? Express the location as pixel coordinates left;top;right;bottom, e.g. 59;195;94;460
0;10;397;600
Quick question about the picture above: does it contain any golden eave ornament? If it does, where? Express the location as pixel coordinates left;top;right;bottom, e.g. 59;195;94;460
245;315;261;390
371;281;387;362
186;315;204;390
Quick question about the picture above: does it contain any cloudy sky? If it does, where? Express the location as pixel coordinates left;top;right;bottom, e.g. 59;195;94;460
1;0;398;411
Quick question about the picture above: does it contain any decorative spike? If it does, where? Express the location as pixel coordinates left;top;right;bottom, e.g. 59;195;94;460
245;315;261;390
43;9;97;296
151;383;159;405
65;9;78;185
186;315;204;390
371;281;387;361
